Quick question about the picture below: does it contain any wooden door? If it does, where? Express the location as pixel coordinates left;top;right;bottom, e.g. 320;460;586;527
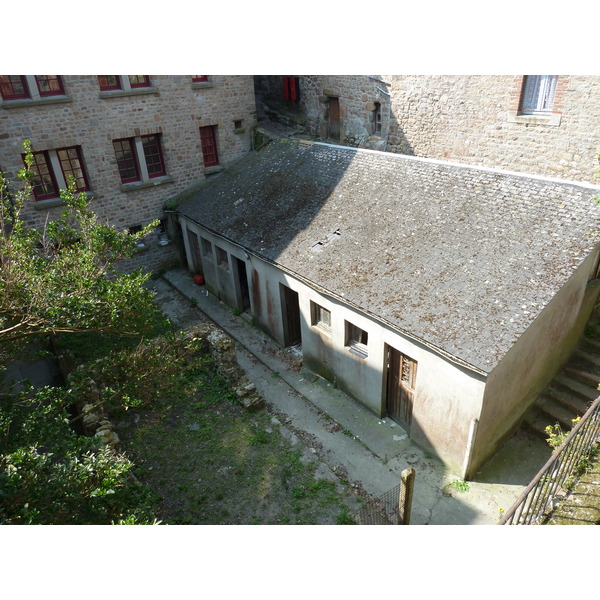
328;97;340;141
386;346;417;428
280;284;301;346
186;229;203;275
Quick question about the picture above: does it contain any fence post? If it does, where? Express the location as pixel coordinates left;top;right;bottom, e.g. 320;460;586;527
398;467;416;525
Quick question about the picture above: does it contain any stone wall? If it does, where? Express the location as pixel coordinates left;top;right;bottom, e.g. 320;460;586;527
277;75;600;183
0;75;258;271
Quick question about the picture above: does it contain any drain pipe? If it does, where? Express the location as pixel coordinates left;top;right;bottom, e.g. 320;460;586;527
376;85;391;151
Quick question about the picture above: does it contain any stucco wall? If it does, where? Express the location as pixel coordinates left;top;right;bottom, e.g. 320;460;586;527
180;216;487;472
472;248;600;477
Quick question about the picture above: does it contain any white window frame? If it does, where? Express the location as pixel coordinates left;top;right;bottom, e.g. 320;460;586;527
520;75;558;115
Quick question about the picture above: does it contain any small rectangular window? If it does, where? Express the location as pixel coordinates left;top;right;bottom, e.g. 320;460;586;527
345;321;368;358
215;246;229;270
201;237;213;257
311;301;331;332
192;76;209;83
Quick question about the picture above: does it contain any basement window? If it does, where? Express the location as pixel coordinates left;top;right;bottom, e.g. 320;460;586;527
345;321;368;359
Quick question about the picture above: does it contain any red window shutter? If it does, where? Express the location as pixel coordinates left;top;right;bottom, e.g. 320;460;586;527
200;126;219;167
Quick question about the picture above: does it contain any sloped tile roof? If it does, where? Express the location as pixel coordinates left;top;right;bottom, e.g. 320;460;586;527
176;139;600;373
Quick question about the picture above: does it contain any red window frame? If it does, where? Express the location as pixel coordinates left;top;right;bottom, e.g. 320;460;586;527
128;75;151;88
57;146;90;192
24;151;59;201
35;75;65;97
0;75;30;100
141;134;166;178
199;126;219;168
113;138;140;183
192;76;209;82
98;76;122;91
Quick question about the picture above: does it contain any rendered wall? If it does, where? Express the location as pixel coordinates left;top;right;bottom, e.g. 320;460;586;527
180;217;487;473
471;248;600;478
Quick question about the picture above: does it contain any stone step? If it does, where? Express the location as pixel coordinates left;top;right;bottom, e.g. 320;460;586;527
523;408;555;441
563;365;600;388
580;336;600;354
572;348;600;372
535;394;581;430
554;372;599;403
545;386;591;416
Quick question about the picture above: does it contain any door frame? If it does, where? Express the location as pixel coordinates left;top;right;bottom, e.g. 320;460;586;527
279;283;302;347
384;344;417;429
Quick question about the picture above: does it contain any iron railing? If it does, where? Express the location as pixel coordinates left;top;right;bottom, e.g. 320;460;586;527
499;394;600;525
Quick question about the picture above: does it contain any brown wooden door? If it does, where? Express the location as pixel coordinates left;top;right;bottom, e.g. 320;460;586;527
328;97;340;141
386;346;417;428
186;229;203;275
280;284;301;346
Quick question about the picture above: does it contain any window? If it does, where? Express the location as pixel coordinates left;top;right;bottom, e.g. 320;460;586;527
113;134;167;185
0;76;30;100
35;76;65;97
23;146;89;201
199;125;219;168
98;76;152;93
311;302;331;333
128;75;151;88
520;75;558;115
215;246;229;270
1;75;66;101
98;76;122;91
201;237;213;258
192;76;209;83
345;321;368;358
374;102;382;135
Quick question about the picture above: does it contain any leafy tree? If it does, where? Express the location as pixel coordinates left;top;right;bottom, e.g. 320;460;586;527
0;141;168;524
0;140;160;362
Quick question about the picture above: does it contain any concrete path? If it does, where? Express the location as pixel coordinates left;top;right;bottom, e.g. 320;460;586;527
154;268;553;525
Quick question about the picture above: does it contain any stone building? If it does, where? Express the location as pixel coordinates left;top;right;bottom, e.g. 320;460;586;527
170;138;600;476
0;75;257;271
256;75;600;184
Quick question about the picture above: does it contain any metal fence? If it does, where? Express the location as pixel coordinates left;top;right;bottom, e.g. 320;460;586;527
499;394;600;525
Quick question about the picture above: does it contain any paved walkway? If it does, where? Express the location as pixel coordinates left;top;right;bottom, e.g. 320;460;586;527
155;268;553;525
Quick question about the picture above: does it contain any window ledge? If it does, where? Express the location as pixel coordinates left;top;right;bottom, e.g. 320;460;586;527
234;128;246;134
120;176;173;192
313;323;331;336
99;88;159;99
348;344;368;359
508;113;562;126
33;191;92;210
192;82;214;90
1;96;72;109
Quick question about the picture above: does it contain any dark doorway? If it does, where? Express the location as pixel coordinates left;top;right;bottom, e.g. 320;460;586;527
280;284;302;347
385;345;417;429
327;96;340;141
186;229;203;275
232;256;251;312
